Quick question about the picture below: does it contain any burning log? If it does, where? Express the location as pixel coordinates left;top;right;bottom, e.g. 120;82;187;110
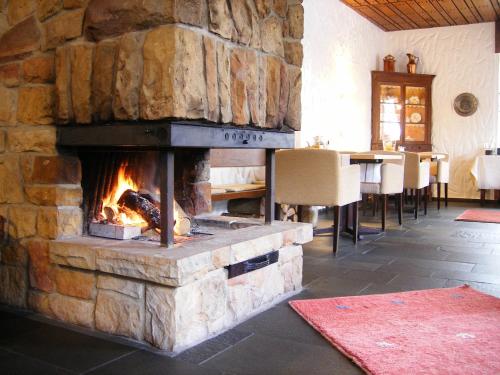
118;189;161;229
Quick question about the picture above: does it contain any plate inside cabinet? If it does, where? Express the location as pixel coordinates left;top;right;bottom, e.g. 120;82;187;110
408;96;420;105
454;93;478;117
410;112;422;123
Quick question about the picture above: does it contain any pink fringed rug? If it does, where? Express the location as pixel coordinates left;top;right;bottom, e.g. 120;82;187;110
455;209;500;224
290;286;500;375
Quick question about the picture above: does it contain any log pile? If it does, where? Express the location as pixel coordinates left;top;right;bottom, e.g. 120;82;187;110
279;204;299;222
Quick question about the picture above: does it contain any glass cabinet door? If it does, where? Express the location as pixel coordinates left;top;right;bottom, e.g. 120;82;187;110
379;85;402;142
404;86;426;142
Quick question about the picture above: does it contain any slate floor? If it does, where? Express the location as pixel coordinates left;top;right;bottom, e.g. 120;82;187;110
2;202;500;374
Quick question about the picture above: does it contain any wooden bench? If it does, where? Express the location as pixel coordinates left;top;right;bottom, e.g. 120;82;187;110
210;149;266;202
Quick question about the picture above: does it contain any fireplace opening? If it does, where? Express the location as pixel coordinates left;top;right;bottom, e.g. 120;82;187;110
80;151;194;242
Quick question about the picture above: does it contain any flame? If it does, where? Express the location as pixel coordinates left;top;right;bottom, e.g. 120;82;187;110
101;164;147;226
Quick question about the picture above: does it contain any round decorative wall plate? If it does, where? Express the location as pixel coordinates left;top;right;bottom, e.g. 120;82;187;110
454;93;478;117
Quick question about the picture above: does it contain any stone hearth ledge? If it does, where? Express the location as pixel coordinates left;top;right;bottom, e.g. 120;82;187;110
42;220;311;352
50;221;312;286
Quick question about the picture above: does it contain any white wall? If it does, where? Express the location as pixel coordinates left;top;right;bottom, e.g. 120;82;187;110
301;0;385;151
384;23;498;199
301;0;498;198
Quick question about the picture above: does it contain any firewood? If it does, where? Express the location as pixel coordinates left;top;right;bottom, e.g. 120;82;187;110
118;189;161;229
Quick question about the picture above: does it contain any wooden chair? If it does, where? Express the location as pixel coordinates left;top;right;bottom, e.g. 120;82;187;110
275;149;361;255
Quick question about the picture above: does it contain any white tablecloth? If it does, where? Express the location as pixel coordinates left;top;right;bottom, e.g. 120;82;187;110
471;155;500;189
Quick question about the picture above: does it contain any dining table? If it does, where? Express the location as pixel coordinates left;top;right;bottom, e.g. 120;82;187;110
417;151;445;161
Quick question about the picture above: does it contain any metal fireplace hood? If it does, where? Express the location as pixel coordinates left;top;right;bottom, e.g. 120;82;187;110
57;120;295;150
57;120;295;248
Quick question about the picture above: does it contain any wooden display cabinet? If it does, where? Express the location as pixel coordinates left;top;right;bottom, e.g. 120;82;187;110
371;71;435;152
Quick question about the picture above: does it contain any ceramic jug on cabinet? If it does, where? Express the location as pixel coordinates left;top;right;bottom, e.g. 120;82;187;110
406;54;419;74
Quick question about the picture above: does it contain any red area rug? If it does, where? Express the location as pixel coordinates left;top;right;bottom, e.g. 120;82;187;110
290;286;500;375
455;209;500;224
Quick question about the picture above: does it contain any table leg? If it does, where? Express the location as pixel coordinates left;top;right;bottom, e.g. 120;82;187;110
480;189;486;206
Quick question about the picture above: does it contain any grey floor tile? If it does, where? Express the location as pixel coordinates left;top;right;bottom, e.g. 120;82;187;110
387;274;448;290
87;350;223;375
0;348;74;375
0;310;44;340
0;324;136;373
432;269;500;284
201;333;362;375
472;263;500;275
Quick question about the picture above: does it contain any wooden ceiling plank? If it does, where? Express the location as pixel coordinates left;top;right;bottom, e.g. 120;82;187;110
369;4;405;29
386;2;420;28
342;0;362;8
482;0;500;20
393;1;431;28
416;0;451;26
410;1;440;27
450;0;478;23
490;0;500;18
463;0;484;22
374;4;412;29
356;6;396;30
434;0;459;25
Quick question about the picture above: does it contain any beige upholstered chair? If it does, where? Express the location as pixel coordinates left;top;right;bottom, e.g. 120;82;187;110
430;153;449;210
360;151;405;230
276;149;361;255
403;152;430;219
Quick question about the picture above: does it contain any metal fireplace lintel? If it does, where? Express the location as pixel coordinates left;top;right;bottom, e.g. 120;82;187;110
57;121;295;248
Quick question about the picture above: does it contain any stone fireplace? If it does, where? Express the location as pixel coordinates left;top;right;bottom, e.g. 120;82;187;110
0;0;308;352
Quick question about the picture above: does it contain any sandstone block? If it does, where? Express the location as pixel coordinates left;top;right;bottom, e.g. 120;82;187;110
25;185;82;206
273;0;287;17
216;41;232;123
8;206;37;238
0;63;21;87
37;0;63;21
0;265;27;307
22;55;55;83
230;48;258;125
286;4;304;39
280;253;302;293
7;0;36;26
0;131;4;152
44;9;84;50
28;290;52;316
27;239;55;292
92;40;117;122
95;289;144;340
264;55;282;128
0;87;17;125
261;16;284;57
54;266;95;299
1;240;28;266
0;16;41;62
208;0;236;40
30;155;81;184
203;36;219;123
37;206;83;239
70;43;93;124
145;269;227;351
254;0;272;18
113;32;143;120
175;0;207;27
55;46;73;123
6;127;56;153
97;275;145;299
284;41;303;67
64;0;88;9
84;0;174;41
50;240;96;270
0;14;7;36
278;60;290;127
285;65;301;130
141;26;206;120
48;293;94;327
17;86;55;125
0;154;24;203
230;0;252;45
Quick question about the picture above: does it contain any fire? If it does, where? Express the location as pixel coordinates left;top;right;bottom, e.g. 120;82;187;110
101;164;147;226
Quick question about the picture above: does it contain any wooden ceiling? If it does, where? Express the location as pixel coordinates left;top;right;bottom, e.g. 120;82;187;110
341;0;500;31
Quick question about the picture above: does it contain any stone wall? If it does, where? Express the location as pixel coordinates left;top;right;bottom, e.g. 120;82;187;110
0;0;303;310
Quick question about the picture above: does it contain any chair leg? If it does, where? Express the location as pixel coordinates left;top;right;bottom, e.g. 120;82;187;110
444;183;448;207
437;183;441;210
480;189;485;206
372;194;377;216
424;186;428;215
352;201;358;244
362;194;367;216
381;194;387;231
398;193;403;225
333;206;340;256
414;189;419;219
